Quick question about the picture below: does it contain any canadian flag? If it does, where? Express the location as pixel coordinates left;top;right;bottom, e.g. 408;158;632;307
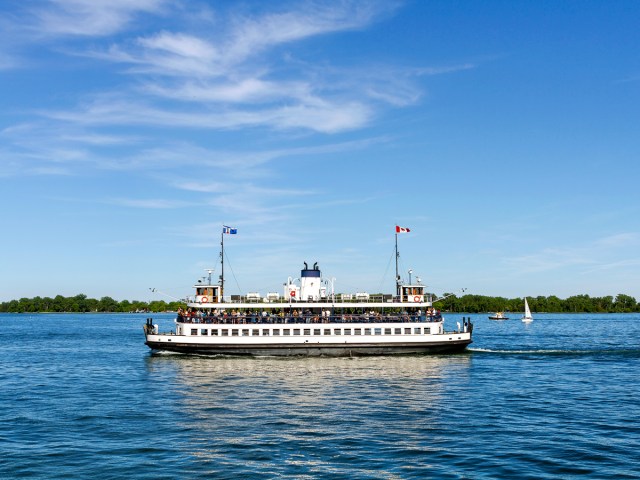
395;225;410;233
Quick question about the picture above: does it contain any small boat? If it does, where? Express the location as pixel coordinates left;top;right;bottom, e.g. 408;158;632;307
521;297;533;323
143;226;473;357
489;311;509;320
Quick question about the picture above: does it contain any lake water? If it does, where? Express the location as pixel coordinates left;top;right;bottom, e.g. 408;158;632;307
1;312;639;479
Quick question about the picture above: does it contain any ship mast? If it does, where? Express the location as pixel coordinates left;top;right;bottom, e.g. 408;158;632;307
395;231;400;296
220;229;225;298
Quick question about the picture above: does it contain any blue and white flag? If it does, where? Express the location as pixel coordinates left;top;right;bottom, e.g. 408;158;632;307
222;225;238;235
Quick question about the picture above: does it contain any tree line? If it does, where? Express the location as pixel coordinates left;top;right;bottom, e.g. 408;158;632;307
0;294;184;313
0;293;638;314
436;293;638;313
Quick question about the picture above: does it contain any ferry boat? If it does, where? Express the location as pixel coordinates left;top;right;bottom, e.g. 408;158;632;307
143;227;473;356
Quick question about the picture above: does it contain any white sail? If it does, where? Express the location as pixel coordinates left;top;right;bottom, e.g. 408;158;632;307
521;297;533;323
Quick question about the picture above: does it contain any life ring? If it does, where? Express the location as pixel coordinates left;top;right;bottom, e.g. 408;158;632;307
290;290;296;297
414;296;420;302
201;296;208;303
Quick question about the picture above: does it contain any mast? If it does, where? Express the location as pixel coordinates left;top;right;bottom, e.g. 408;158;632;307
220;229;225;298
395;231;400;296
394;225;410;297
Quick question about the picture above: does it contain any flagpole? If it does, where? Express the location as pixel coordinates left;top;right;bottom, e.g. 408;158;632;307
395;231;399;297
220;228;225;299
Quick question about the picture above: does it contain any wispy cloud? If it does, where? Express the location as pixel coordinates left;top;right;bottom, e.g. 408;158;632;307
106;197;193;209
581;258;640;273
29;0;168;37
504;248;592;273
89;2;398;76
40;94;372;133
19;1;426;134
614;73;640;84
594;233;639;247
0;0;472;240
504;232;640;274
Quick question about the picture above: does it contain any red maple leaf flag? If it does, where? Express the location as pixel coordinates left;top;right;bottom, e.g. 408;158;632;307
395;225;410;233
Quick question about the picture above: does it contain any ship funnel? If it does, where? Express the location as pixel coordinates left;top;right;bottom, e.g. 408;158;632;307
300;261;321;300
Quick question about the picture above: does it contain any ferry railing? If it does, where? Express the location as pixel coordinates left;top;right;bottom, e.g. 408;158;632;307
186;294;426;304
176;313;443;325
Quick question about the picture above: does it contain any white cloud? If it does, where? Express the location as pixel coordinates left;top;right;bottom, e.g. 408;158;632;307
222;2;397;61
143;78;312;104
2;1;465;138
41;95;372;133
31;0;168;37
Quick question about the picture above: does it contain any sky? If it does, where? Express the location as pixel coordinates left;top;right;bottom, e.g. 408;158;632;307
1;0;639;303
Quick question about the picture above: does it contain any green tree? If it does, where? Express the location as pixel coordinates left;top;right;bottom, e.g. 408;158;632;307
614;294;637;312
98;296;119;312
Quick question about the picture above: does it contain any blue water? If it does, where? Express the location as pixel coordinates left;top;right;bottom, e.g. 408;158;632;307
1;313;639;479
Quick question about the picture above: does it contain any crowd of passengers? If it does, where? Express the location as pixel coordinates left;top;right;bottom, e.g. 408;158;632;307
176;307;442;324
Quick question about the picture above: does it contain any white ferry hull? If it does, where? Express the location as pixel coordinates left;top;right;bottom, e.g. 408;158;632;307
144;323;472;357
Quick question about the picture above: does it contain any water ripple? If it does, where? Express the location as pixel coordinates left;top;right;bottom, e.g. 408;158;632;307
1;313;640;478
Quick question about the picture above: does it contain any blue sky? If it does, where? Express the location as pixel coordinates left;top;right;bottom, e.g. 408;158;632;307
1;0;639;302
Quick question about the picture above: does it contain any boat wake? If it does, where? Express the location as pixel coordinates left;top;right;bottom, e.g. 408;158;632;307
468;347;640;356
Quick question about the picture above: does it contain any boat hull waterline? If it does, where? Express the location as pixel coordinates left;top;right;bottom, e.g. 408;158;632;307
145;343;471;356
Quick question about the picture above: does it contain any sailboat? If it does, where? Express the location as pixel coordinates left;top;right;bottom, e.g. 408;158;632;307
521;297;533;323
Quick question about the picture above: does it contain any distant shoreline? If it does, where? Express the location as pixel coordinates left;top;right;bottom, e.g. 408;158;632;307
1;293;638;314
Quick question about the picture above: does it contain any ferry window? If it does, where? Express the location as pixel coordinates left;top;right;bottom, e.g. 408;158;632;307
344;328;351;335
354;328;362;335
374;328;382;335
262;329;270;336
304;329;311;335
242;329;249;336
283;329;291;335
405;328;411;334
273;329;280;336
191;329;198;336
414;327;421;334
313;329;321;335
324;329;331;335
221;329;228;336
424;327;431;334
232;329;239;336
384;328;391;335
394;328;401;335
365;328;372;335
335;329;342;335
252;329;260;336
201;329;208;335
212;329;219;336
293;329;301;335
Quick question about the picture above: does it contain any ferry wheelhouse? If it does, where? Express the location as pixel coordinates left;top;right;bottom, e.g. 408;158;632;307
144;229;473;356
